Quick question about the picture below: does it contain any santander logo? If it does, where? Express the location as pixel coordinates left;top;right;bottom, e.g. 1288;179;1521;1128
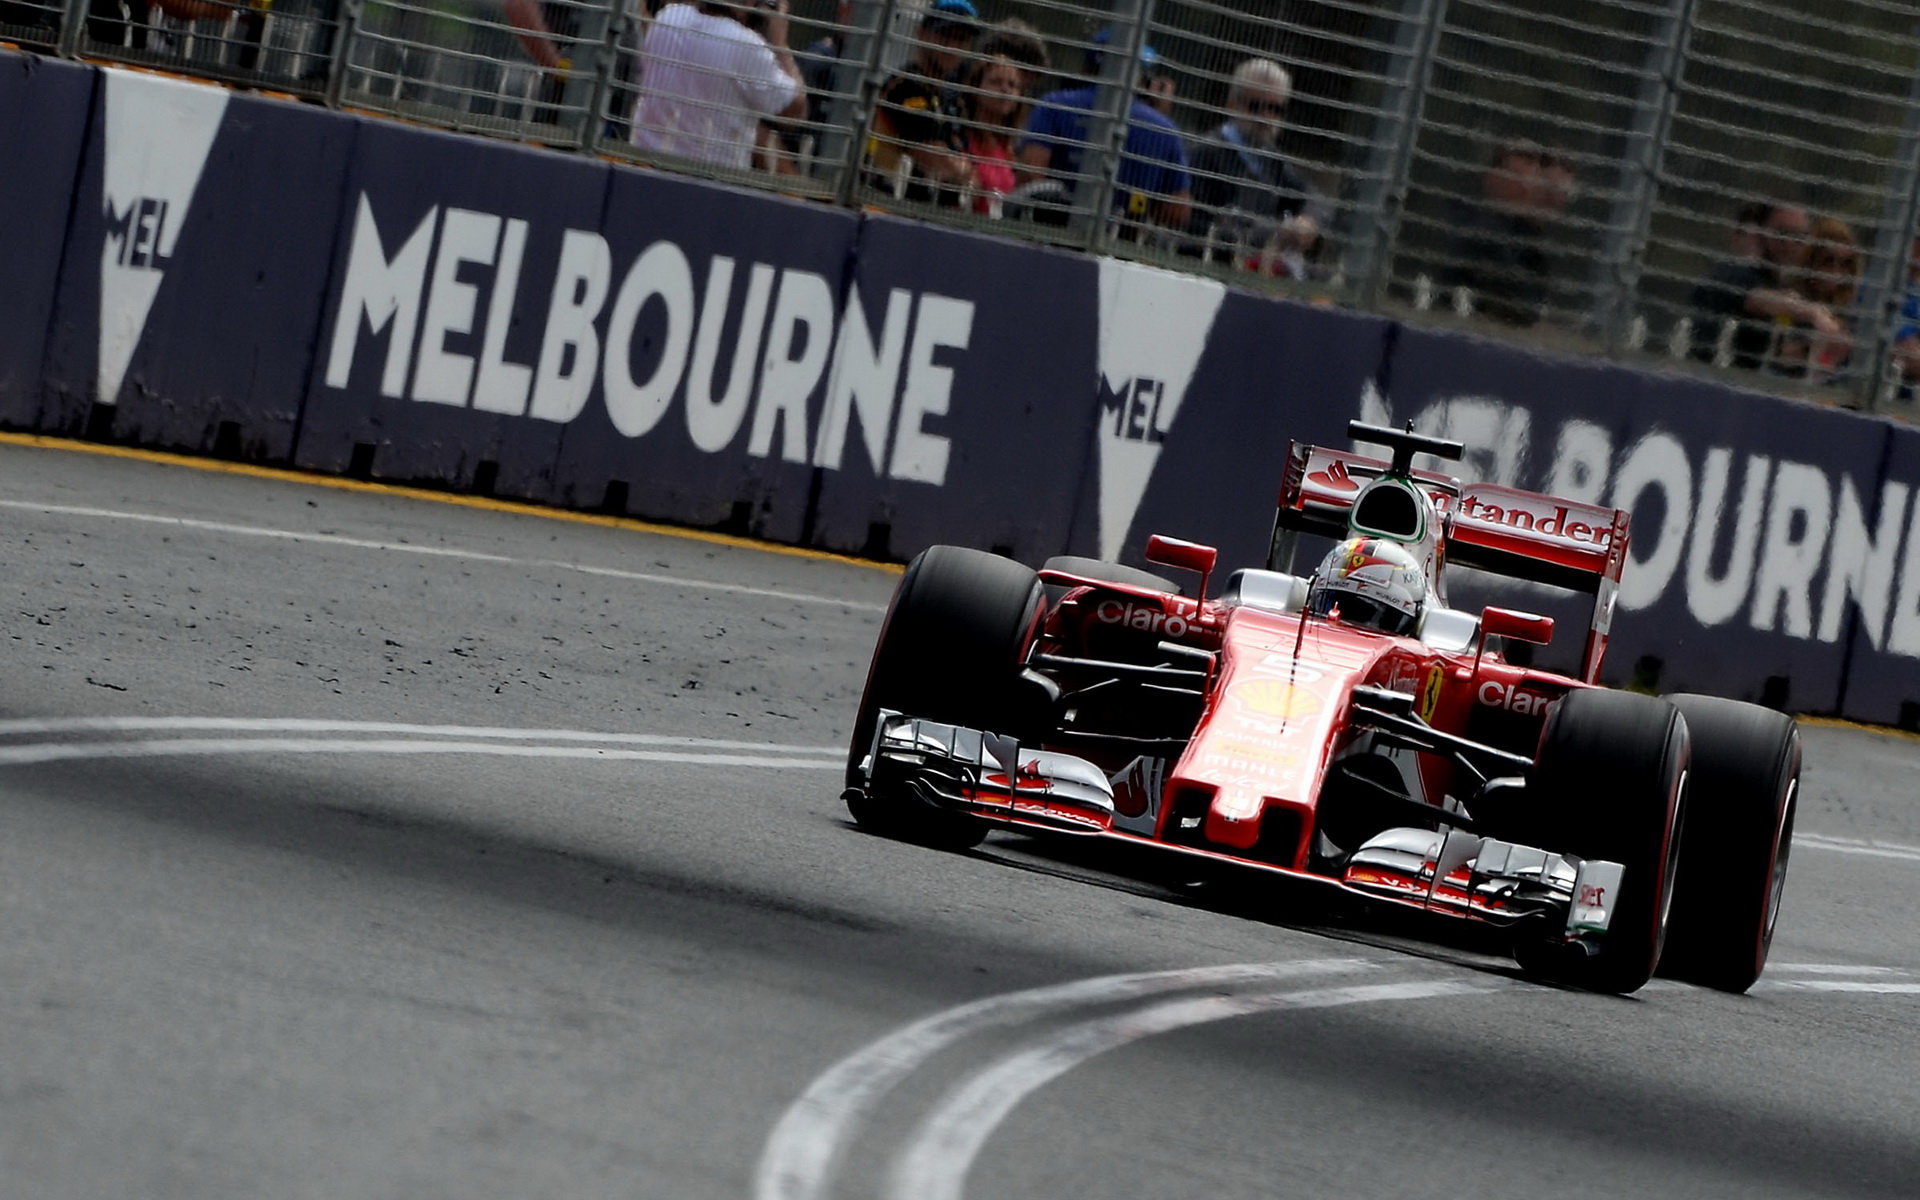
1453;489;1616;549
1309;457;1360;492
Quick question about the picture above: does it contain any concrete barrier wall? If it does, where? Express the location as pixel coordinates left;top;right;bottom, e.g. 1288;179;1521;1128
3;51;1911;722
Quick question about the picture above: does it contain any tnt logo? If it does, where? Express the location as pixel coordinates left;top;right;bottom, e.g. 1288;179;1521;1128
1101;375;1169;444
104;197;176;270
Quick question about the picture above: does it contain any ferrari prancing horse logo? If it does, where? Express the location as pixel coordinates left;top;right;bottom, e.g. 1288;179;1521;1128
1418;664;1444;722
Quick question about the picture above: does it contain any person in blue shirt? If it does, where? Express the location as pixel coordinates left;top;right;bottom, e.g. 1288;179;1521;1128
1186;58;1329;278
1015;34;1191;238
1894;236;1920;400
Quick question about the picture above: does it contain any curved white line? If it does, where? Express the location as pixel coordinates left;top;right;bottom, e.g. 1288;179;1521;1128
751;958;1373;1200
0;737;841;769
0;500;886;611
0;716;839;754
886;979;1491;1200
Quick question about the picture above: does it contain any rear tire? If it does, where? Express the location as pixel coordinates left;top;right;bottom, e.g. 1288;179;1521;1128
846;546;1043;850
1525;689;1688;994
1658;695;1799;993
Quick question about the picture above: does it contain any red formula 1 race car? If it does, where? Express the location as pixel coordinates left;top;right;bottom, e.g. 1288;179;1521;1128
844;423;1800;995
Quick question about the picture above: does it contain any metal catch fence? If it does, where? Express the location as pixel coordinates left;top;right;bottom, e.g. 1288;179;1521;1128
11;0;1920;412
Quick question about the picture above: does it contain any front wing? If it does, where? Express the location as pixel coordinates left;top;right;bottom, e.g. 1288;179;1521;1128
853;711;1626;950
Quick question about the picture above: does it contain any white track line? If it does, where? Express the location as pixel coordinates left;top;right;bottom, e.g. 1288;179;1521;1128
0;499;885;612
1769;981;1920;994
0;737;840;770
1795;833;1920;863
562;561;885;609
0;716;839;755
887;978;1491;1200
752;958;1373;1200
1768;963;1910;976
0;500;515;560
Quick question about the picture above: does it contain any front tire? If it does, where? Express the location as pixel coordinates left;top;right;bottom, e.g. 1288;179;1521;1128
845;546;1043;849
1525;689;1689;994
1658;694;1800;993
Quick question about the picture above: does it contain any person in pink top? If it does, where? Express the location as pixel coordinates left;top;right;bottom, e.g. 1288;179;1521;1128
954;24;1048;217
630;0;805;172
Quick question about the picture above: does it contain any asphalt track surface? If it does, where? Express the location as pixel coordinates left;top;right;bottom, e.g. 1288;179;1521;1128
2;438;1916;1200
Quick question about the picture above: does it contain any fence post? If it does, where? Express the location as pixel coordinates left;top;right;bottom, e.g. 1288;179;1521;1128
578;0;628;152
828;0;904;207
322;0;365;111
55;0;85;56
1073;0;1154;255
1346;0;1447;310
1598;0;1693;356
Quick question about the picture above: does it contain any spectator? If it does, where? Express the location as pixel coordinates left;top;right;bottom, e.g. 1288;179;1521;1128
973;16;1049;76
1892;237;1920;398
799;0;851;129
78;0;209;51
1775;216;1861;383
949;26;1047;217
505;0;601;124
953;53;1032;217
1017;33;1191;237
505;0;570;71
1186;57;1330;279
1140;72;1176;119
745;0;846;176
865;0;978;203
1432;139;1572;327
1688;201;1841;370
629;0;804;172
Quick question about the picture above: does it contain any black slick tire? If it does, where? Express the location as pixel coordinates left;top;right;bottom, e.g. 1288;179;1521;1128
845;545;1043;850
1658;694;1800;993
1525;689;1689;995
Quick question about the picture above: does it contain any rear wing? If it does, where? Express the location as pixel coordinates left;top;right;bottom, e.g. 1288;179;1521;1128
1270;441;1630;682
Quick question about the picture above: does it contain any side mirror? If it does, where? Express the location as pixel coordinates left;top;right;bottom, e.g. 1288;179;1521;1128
1145;535;1218;599
1481;606;1554;646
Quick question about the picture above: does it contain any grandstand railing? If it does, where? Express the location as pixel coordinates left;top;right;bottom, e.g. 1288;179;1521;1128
10;0;1919;414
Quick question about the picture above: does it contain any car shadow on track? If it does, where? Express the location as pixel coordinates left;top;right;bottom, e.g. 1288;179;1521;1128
958;827;1590;994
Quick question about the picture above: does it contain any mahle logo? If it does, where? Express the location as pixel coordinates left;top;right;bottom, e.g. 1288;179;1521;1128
98;69;228;406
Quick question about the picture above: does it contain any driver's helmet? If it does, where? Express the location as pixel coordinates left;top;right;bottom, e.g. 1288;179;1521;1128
1309;537;1428;636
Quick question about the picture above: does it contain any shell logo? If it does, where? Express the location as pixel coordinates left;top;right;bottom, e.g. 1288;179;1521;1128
1231;678;1324;718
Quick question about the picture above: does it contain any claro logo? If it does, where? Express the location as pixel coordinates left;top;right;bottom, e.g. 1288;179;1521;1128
1095;598;1189;637
322;193;972;484
1476;679;1555;714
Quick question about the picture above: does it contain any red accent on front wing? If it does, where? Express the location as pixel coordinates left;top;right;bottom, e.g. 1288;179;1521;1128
958;788;1110;832
1085;830;1521;923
